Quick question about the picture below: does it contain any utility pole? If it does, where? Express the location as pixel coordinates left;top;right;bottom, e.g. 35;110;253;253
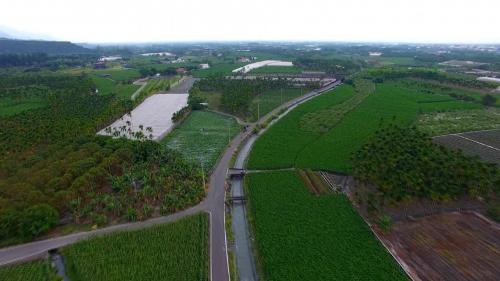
257;99;260;121
200;158;205;188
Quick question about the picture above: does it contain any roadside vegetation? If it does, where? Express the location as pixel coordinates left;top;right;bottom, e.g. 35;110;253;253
163;110;240;170
191;76;316;121
62;213;209;281
246;171;408;281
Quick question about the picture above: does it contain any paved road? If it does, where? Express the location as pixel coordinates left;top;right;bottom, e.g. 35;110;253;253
160;76;198;94
0;79;341;281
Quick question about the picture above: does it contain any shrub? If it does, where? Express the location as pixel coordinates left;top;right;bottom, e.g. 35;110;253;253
20;204;59;239
481;94;497;106
0;208;20;240
377;214;393;233
486;204;500;222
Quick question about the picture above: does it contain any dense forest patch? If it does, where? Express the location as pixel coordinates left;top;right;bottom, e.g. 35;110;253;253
0;73;203;245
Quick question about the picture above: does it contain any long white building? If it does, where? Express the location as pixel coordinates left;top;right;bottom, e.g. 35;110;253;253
232;60;293;74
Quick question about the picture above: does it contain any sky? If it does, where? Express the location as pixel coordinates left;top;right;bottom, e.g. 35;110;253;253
0;0;499;43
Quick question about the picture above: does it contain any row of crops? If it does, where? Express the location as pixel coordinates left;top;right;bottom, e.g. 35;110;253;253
245;171;408;281
247;79;492;173
0;260;58;281
1;213;209;281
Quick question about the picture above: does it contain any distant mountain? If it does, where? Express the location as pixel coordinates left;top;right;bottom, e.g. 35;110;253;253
0;30;12;39
0;38;95;55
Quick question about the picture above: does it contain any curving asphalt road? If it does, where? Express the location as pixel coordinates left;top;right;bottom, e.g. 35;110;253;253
0;79;341;281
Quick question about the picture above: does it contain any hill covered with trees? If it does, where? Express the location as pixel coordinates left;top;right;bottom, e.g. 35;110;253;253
0;38;94;55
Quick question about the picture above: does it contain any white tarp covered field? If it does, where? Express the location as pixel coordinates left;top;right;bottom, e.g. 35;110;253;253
98;94;188;141
232;60;293;74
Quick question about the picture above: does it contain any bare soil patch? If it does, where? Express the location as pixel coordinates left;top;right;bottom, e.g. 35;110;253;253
379;212;500;281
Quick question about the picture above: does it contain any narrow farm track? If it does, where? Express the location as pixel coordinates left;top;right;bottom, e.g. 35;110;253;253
0;79;340;281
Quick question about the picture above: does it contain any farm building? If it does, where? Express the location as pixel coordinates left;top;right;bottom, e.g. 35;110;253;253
199;63;210;69
93;62;106;69
98;56;122;62
237;57;251;63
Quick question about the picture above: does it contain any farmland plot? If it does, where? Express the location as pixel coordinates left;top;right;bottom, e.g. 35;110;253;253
0;260;53;281
246;171;408;281
248;80;483;173
62;213;209;281
163;110;240;169
380;212;500;281
418;107;500;135
98;94;188;141
433;129;500;165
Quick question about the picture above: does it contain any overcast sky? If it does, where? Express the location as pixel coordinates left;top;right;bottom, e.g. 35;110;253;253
0;0;499;43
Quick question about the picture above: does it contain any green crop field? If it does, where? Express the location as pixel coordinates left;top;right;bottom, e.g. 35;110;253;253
192;63;246;78
417;100;481;113
163;110;240;169
366;56;416;66
418;107;500;135
249;66;302;74
91;68;141;81
249;88;305;121
62;213;209;281
405;79;500;106
0;97;47;117
0;260;54;281
246;171;408;281
92;75;140;99
248;80;484;173
247;85;355;170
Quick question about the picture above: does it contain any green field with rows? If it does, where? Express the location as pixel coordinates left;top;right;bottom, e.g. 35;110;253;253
0;97;47;117
0;260;54;281
248;80;487;173
249;88;305;121
92;75;140;98
91;68;141;81
247;84;355;170
246;171;408;281
162;110;240;170
417;107;500;135
62;213;209;281
249;66;302;74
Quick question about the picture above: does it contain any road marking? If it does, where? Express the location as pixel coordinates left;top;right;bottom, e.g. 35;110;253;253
223;193;231;281
208;210;213;281
454;134;500;152
434;128;500;138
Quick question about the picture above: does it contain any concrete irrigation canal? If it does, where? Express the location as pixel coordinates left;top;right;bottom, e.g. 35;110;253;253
228;80;342;281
